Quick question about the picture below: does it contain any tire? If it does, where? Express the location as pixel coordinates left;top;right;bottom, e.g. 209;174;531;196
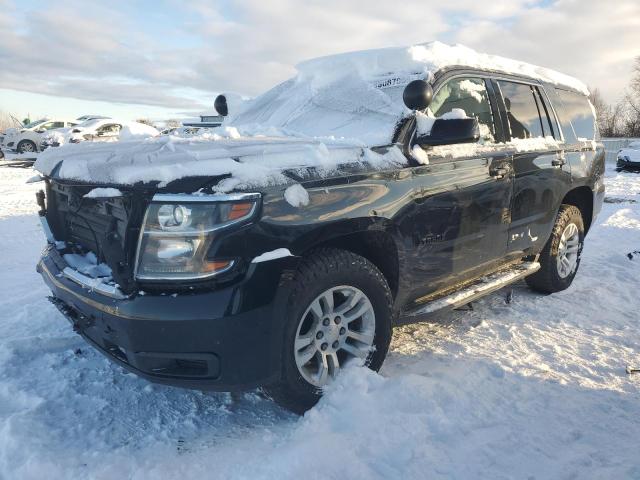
265;248;393;414
17;140;37;154
525;204;584;294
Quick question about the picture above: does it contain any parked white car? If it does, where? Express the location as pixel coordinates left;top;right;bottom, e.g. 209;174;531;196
42;119;159;148
2;118;79;154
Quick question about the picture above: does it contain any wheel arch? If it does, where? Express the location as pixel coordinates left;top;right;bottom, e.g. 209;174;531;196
292;222;401;299
561;186;594;234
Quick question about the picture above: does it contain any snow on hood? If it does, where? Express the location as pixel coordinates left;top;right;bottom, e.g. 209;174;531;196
619;147;640;162
230;41;588;146
34;127;405;190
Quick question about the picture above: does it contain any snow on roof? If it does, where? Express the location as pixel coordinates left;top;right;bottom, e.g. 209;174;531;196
296;42;588;94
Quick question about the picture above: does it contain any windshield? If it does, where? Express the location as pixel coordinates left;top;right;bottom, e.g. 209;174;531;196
231;73;415;146
24;119;47;129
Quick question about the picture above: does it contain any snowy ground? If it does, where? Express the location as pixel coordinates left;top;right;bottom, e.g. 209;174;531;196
0;162;639;479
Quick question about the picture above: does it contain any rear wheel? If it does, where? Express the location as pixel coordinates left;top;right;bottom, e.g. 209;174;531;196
17;140;37;154
265;249;393;413
526;204;584;293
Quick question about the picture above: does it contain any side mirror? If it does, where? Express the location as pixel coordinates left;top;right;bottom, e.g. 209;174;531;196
214;94;228;116
416;118;480;147
403;80;433;111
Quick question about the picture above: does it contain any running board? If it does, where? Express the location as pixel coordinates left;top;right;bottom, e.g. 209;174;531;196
404;261;541;318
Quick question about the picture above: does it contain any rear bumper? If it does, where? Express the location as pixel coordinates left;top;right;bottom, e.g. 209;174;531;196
38;245;297;391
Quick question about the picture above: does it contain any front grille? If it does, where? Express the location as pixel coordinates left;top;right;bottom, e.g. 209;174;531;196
48;182;130;258
46;181;145;291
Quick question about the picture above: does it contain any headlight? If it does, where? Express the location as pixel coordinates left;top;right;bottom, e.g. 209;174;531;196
134;193;260;281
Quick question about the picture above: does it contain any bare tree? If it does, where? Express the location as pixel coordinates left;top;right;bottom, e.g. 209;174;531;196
623;56;640;137
164;119;181;129
0;110;21;132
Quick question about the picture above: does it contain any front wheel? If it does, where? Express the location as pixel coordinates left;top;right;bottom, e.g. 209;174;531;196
526;204;585;293
265;249;393;413
17;140;37;154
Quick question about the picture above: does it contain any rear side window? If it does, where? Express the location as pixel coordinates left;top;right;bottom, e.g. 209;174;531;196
497;81;554;140
554;89;596;141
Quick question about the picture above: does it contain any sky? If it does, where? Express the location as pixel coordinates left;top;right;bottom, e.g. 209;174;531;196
0;0;638;123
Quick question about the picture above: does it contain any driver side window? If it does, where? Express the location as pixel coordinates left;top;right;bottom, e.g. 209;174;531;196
430;77;496;143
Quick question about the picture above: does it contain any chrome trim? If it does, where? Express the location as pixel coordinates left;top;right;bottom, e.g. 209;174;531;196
62;267;129;300
40;260;147;320
151;192;261;203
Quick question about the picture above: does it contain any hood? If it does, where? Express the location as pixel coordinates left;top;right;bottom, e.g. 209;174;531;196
34;130;405;192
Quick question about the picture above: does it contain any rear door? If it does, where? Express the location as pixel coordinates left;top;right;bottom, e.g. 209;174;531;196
402;75;514;297
493;79;570;255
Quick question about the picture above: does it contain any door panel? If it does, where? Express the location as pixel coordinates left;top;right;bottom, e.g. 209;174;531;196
493;79;570;255
508;150;570;253
398;150;513;298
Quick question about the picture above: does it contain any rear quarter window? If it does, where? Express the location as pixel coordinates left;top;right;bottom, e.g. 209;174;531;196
553;89;597;142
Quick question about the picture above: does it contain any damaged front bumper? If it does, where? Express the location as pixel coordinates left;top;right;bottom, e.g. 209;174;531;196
38;244;297;391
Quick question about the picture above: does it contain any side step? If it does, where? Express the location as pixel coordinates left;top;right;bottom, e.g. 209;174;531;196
404;261;541;318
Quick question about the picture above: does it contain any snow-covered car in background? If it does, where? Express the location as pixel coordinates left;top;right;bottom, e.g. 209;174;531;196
42;119;159;148
2;118;79;154
616;141;640;172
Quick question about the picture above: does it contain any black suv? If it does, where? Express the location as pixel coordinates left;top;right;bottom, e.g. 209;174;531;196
35;46;605;412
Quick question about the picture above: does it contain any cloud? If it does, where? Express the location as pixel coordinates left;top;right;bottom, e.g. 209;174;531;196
0;0;636;114
454;0;640;101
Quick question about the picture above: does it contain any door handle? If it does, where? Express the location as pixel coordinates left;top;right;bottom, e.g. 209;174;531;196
552;153;567;167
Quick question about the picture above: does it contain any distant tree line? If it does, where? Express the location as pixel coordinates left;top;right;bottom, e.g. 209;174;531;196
591;57;640;138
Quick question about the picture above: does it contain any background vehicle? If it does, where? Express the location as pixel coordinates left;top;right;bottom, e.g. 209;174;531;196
2;118;78;154
34;42;605;413
42;119;159;148
616;141;640;171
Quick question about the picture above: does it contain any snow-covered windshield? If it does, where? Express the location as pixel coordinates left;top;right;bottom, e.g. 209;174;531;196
231;73;413;146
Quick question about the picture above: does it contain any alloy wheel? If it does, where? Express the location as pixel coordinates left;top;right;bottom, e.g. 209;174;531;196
557;222;580;278
293;285;375;387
